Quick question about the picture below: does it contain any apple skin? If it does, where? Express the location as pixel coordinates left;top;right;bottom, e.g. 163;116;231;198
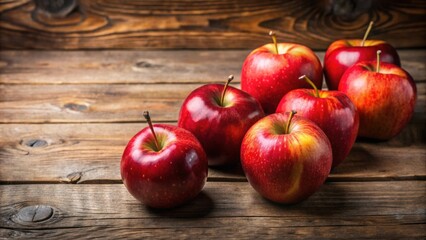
324;39;400;90
241;43;323;114
241;113;332;204
276;89;359;169
178;84;265;166
338;61;416;140
121;124;208;209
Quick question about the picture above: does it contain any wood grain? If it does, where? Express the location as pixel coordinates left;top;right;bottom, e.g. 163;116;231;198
1;182;425;239
0;50;247;84
1;0;425;50
0;83;195;123
0;121;424;183
0;50;425;84
0;31;424;240
0;49;424;183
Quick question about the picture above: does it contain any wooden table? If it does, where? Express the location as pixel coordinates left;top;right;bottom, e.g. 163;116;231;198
0;50;425;239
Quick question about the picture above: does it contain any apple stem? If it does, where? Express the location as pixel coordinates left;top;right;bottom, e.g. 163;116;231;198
269;31;279;54
376;50;381;73
284;110;297;134
143;111;160;151
220;75;234;106
361;21;374;47
299;75;319;97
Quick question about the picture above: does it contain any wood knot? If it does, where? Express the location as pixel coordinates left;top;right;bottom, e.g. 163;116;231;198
66;172;82;183
64;103;88;112
16;205;54;223
324;0;372;20
133;61;162;71
34;0;78;18
21;139;48;148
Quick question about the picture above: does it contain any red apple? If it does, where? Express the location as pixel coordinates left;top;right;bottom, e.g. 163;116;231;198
276;75;359;168
241;111;332;204
338;51;417;140
121;111;208;208
324;21;400;90
241;31;323;114
178;75;265;166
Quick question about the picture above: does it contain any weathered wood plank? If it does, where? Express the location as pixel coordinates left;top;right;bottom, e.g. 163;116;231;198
0;82;424;123
1;0;425;50
0;83;194;123
0;120;424;183
0;50;425;84
2;225;424;240
1;182;425;239
0;50;246;84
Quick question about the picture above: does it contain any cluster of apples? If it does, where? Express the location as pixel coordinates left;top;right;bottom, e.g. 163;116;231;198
121;22;417;208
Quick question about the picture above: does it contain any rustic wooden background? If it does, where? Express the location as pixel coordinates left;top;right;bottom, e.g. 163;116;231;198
1;0;425;238
1;0;425;50
0;49;425;238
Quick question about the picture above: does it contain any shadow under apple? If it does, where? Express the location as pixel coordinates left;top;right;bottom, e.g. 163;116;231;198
144;191;214;218
253;182;348;217
330;143;378;176
208;161;246;178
